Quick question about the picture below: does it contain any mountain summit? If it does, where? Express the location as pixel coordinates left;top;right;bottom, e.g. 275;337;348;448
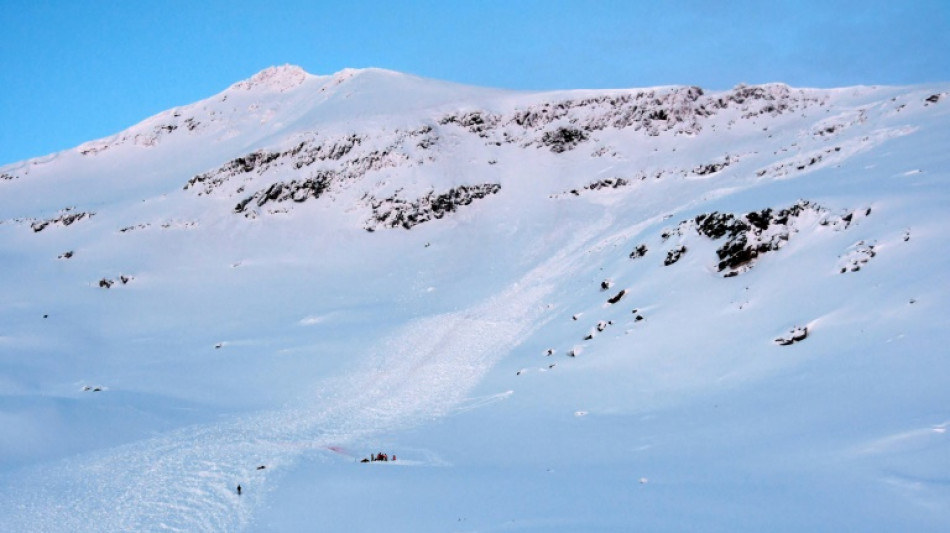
1;68;948;531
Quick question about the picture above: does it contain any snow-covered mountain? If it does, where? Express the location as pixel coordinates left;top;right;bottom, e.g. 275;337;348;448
1;65;948;532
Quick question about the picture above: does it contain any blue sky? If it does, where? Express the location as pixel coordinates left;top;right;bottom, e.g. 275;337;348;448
2;0;947;166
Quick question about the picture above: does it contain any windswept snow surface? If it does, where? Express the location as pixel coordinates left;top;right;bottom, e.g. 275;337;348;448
1;68;949;531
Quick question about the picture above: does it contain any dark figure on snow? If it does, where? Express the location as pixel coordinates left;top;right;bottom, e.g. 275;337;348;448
237;484;242;496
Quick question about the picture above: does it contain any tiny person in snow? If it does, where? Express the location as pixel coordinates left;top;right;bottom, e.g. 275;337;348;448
237;484;242;496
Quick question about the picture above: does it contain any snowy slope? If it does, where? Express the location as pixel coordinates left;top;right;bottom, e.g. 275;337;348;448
0;66;948;532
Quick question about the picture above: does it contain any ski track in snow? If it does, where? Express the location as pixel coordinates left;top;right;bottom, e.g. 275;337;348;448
0;219;611;533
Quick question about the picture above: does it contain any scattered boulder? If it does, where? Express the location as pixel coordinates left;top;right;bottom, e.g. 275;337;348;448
692;155;734;176
607;289;627;304
664;246;687;266
557;177;631;197
586;178;629;191
98;275;134;289
629;244;647;259
31;208;94;233
838;240;877;273
775;326;808;346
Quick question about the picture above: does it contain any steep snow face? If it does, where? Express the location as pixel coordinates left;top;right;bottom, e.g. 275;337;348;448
0;67;949;532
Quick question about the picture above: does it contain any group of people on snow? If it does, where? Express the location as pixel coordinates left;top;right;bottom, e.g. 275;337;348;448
361;452;396;463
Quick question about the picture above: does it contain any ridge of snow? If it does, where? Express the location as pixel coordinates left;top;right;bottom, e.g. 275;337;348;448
228;64;312;92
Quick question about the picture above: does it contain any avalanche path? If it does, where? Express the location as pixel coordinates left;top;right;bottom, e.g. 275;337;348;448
0;219;611;532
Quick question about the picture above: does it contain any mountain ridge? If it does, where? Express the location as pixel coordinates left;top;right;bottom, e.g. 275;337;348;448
6;65;940;228
7;64;936;171
0;66;948;531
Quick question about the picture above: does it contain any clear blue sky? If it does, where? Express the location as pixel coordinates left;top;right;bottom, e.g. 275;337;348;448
2;0;947;166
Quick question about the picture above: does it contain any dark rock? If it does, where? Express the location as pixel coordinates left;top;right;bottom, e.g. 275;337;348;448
692;157;732;176
775;326;808;346
31;208;94;232
689;201;822;275
607;289;627;304
585;178;629;192
235;172;335;213
664;246;687;266
540;127;589;153
439;111;499;134
365;183;501;230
